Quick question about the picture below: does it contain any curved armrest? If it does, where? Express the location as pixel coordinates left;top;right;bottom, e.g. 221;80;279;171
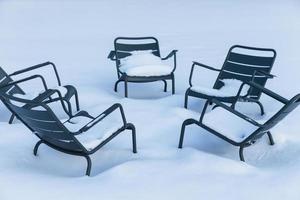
78;103;127;133
252;70;276;80
189;61;220;86
0;74;49;92
161;50;178;60
108;50;117;61
161;50;178;73
9;61;61;86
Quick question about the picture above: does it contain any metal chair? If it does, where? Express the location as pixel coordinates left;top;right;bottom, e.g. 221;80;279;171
108;37;177;97
185;45;276;115
179;80;300;161
0;62;80;123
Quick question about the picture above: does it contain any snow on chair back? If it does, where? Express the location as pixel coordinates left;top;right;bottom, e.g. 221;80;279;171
0;67;25;96
1;94;84;152
214;45;276;100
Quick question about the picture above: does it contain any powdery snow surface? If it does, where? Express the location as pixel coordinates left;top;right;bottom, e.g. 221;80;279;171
0;0;300;199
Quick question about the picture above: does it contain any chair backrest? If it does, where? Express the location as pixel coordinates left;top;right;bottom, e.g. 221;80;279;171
114;37;161;67
0;93;86;153
214;45;276;99
247;94;300;143
0;67;25;96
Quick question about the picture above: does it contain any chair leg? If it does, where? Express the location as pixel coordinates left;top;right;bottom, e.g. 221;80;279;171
126;123;137;153
250;100;264;115
162;80;167;92
267;131;275;145
8;114;15;124
33;140;44;156
124;78;128;98
74;92;80;111
171;75;175;95
184;90;189;109
178;119;195;148
212;104;219;110
114;79;123;92
84;155;92;176
239;146;245;162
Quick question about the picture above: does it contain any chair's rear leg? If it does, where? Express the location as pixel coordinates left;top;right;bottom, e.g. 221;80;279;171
239;146;245;162
8;114;15;124
124;78;128;98
267;131;275;145
126;123;137;153
184;90;189;109
33;140;44;156
74;92;80;111
84;155;92;176
171;75;175;95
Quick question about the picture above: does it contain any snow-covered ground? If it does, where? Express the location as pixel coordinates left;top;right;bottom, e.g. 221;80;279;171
1;0;300;199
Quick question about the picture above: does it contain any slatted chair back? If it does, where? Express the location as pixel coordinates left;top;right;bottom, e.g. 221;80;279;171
114;37;161;67
0;94;85;153
0;67;25;96
214;45;276;100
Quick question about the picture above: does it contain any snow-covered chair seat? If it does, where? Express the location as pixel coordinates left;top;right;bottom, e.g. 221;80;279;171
63;113;124;151
185;45;277;115
190;79;250;98
119;51;173;77
0;92;137;176
0;62;80;124
108;37;177;97
179;80;300;162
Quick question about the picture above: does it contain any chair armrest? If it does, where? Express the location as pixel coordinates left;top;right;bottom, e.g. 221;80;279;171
108;50;117;61
78;103;127;133
239;81;289;104
161;50;178;73
0;74;49;93
252;70;276;80
9;61;61;86
189;61;221;86
161;50;178;60
200;98;263;127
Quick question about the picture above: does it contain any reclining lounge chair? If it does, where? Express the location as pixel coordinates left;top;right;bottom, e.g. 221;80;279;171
179;80;300;161
0;62;80;123
184;45;276;115
0;79;137;176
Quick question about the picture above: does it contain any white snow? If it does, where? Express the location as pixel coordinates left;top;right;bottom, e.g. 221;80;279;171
202;107;258;142
0;0;300;200
190;79;250;97
119;51;173;76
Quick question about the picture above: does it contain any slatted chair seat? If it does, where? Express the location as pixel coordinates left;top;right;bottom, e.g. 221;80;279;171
108;37;178;97
0;62;80;123
184;45;277;115
0;83;137;176
179;80;300;162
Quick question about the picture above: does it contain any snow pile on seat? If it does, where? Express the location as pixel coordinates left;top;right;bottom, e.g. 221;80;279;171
190;79;250;97
64;110;124;151
202;107;263;142
119;50;173;77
